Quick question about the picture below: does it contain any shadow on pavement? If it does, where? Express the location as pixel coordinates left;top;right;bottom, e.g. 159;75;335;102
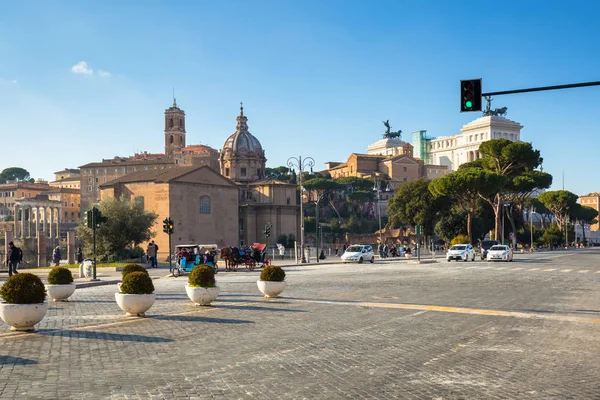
151;315;254;324
37;329;174;343
0;355;38;365
217;304;306;313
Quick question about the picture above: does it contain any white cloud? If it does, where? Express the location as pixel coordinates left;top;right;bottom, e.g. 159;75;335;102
0;78;18;85
98;70;111;78
71;61;93;76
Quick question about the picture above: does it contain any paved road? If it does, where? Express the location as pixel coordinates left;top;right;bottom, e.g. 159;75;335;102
0;249;598;399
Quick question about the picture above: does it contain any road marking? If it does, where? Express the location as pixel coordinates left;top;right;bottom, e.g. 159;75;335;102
596;271;600;274
577;270;589;273
543;269;556;272
494;267;506;270
479;266;493;269
292;299;600;325
465;266;478;269
560;269;573;273
528;268;540;271
511;268;524;271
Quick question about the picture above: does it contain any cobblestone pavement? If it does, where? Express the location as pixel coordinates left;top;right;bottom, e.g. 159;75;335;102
0;250;599;399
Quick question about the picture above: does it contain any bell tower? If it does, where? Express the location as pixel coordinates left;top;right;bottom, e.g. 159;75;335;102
164;97;186;157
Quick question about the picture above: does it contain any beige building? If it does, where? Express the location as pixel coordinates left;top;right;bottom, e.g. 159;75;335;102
0;181;51;217
580;192;600;231
100;165;239;252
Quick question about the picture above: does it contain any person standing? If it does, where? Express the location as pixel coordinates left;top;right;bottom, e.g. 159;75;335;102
146;241;158;268
76;247;83;264
52;246;62;266
6;241;22;277
152;241;159;268
278;243;285;260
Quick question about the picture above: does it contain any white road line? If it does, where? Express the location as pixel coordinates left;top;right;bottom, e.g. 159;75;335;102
577;270;589;273
543;269;556;272
560;269;573;273
528;268;540;271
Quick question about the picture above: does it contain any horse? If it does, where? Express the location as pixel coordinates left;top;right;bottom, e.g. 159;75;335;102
219;247;238;272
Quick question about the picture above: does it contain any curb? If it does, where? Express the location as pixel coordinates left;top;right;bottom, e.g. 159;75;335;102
75;280;121;289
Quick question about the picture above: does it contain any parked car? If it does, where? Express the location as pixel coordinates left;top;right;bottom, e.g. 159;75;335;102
446;244;475;262
480;240;500;260
341;245;375;264
486;245;513;262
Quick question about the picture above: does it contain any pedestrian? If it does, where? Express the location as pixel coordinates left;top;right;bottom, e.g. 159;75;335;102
52;246;61;266
146;241;158;268
152;241;159;267
76;247;83;264
6;241;22;277
335;247;339;256
378;243;384;259
278;243;285;260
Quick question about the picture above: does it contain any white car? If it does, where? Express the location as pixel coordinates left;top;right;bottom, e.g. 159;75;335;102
486;245;513;262
446;244;475;262
341;245;375;264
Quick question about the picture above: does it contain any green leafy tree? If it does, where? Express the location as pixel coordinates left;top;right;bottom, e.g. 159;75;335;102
387;178;449;240
460;139;551;241
538;190;579;232
76;197;158;261
0;167;32;184
569;203;598;244
347;190;374;217
430;169;506;244
542;224;562;247
265;166;294;182
335;176;375;192
303;177;343;218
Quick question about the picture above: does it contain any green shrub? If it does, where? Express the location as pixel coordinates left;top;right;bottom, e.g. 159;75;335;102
259;265;286;282
451;234;469;245
48;267;74;285
120;272;154;294
121;264;148;278
188;265;216;287
0;273;47;304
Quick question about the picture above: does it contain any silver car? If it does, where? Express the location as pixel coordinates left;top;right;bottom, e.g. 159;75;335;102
446;244;475;262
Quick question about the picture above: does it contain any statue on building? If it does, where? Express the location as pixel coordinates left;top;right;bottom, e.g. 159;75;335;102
382;120;402;139
483;96;508;117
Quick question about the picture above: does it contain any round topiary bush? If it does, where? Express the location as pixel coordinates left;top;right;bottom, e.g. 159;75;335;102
0;273;47;304
120;272;155;294
48;267;74;285
188;265;216;287
121;264;148;278
259;265;285;282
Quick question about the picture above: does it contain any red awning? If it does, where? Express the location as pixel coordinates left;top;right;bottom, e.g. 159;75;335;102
251;243;267;251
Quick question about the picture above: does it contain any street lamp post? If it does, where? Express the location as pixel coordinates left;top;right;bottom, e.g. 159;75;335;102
287;155;315;264
529;207;535;251
501;203;510;245
373;179;391;247
315;191;330;264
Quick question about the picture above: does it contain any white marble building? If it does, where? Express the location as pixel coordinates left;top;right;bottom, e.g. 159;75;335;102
425;115;523;171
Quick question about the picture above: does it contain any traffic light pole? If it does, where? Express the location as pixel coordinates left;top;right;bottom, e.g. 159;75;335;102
92;222;97;280
482;80;600;97
168;230;172;273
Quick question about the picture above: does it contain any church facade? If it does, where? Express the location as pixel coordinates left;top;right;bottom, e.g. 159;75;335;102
79;99;299;249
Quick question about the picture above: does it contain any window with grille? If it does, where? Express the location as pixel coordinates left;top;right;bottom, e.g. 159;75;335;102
200;196;211;214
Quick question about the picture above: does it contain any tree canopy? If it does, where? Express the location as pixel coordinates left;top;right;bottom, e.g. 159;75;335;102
387;178;448;237
430;168;505;244
0;167;33;184
335;176;375;192
76;197;158;261
538;190;578;231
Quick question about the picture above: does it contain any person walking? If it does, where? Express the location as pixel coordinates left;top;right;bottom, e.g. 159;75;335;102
278;243;285;260
76;247;83;264
146;241;158;268
52;246;62;266
6;241;22;277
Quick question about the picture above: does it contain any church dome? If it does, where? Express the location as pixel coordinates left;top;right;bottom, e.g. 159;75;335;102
221;105;264;157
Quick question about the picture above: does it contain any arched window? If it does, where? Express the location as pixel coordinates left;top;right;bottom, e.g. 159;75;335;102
169;118;174;128
170;135;174;144
200;196;211;214
179;118;183;128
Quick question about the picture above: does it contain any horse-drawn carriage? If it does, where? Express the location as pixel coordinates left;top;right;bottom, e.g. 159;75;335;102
172;244;219;277
220;243;270;272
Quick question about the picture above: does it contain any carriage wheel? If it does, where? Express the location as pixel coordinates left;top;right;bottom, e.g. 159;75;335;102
173;268;180;277
249;262;255;271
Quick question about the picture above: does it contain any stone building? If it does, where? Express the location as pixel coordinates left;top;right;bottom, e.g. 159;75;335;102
0;181;51;218
580;192;600;231
219;105;299;246
50;168;81;189
413;115;523;171
99;165;239;252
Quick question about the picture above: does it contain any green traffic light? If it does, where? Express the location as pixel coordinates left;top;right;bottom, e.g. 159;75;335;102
465;100;473;109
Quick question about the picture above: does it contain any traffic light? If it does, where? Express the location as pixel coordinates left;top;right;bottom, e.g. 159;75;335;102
264;225;271;237
92;207;107;228
85;211;93;228
163;217;174;235
460;79;482;112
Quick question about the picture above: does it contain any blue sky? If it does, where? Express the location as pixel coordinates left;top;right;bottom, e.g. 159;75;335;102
0;0;598;195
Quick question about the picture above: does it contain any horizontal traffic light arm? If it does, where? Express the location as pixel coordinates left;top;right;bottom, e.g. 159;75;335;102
482;80;600;97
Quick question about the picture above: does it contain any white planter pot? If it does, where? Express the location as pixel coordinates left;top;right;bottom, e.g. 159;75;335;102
46;284;76;302
185;284;220;306
115;293;156;317
0;302;49;331
257;280;286;298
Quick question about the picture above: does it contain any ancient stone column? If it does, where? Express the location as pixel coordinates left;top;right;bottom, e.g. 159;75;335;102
5;231;14;253
56;207;61;239
27;206;32;238
34;207;39;238
67;231;75;264
37;234;47;268
13;206;19;238
49;207;54;239
20;206;25;239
